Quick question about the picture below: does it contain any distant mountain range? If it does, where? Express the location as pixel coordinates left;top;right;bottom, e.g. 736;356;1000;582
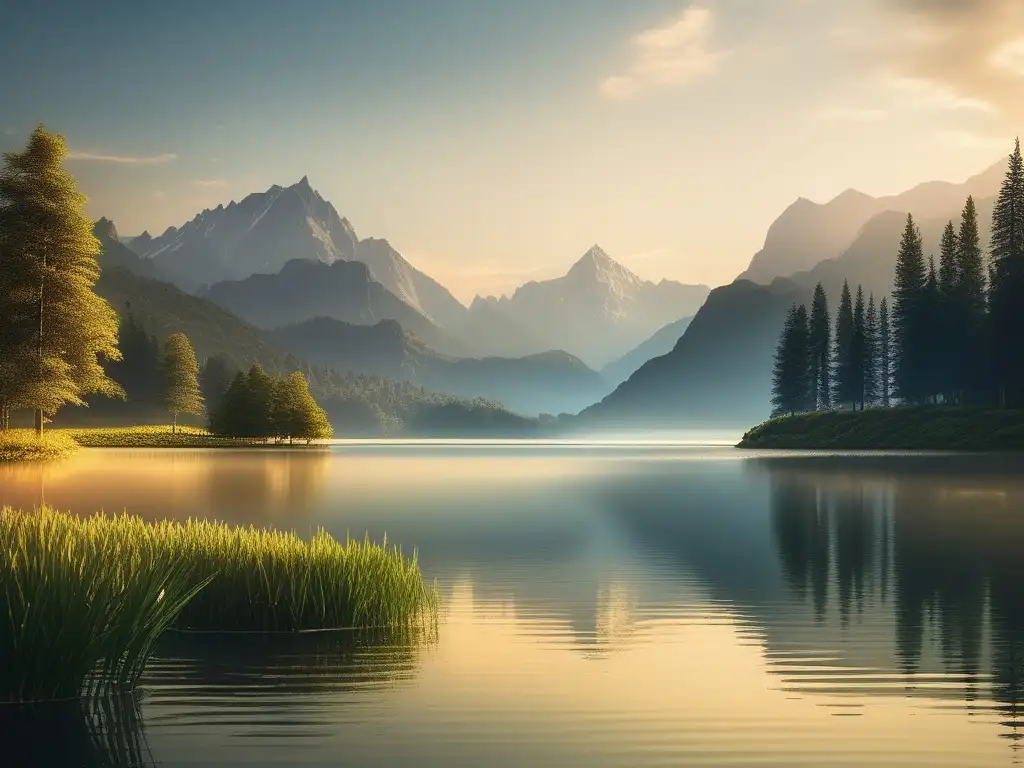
467;245;709;367
128;178;706;368
583;156;1008;429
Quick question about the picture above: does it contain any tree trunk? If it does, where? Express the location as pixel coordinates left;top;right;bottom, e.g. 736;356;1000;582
172;412;177;434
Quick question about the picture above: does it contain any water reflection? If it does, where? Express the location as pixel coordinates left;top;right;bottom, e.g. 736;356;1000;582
1;696;153;768
6;447;1024;764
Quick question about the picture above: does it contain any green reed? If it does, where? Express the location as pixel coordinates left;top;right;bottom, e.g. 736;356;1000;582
1;507;438;703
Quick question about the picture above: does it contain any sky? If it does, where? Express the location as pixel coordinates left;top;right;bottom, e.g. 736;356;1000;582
2;0;1022;302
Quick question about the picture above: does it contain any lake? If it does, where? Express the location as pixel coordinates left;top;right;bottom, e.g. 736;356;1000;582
3;443;1024;767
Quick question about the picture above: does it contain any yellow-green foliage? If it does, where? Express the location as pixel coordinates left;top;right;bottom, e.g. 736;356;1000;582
1;507;438;703
0;429;79;462
65;425;238;448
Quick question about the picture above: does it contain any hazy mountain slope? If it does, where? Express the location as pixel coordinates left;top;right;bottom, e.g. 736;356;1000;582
739;160;1005;285
601;315;694;387
273;316;607;416
791;196;996;300
465;245;709;367
354;238;467;327
578;279;807;429
93;218;164;281
96;266;299;374
138;177;358;292
202;258;461;355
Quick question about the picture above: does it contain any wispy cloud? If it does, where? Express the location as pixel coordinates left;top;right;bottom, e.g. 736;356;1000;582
67;150;178;165
885;76;996;114
3;127;14;136
875;0;1024;121
811;106;888;122
191;178;228;187
600;5;731;101
153;190;167;199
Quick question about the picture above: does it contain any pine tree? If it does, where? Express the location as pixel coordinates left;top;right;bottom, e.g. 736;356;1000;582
956;195;987;402
853;286;866;409
771;304;811;416
879;297;891;407
833;280;857;408
209;371;248;437
922;257;941;403
864;294;879;407
0;125;122;433
989;138;1024;406
245;364;278;440
162;333;204;433
937;221;959;402
808;283;831;410
111;308;161;408
892;214;927;404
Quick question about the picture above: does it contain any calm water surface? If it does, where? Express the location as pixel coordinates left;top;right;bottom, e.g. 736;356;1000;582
3;443;1024;767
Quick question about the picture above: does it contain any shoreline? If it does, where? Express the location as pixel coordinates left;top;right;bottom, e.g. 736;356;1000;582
738;407;1024;451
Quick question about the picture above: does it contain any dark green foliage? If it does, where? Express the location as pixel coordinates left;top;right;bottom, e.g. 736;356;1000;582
892;214;928;403
852;286;866;409
921;257;941;403
989;138;1024;406
199;354;235;414
771;303;811;416
864;294;879;406
937;221;959;401
209;366;333;441
833;281;858;408
956;196;987;401
808;283;831;410
879;297;891;407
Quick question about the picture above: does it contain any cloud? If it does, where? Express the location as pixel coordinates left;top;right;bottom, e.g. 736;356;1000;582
876;0;1024;120
3;127;14;136
934;129;1009;150
885;76;996;114
67;150;178;165
153;190;166;199
191;179;228;187
600;5;731;101
811;106;888;123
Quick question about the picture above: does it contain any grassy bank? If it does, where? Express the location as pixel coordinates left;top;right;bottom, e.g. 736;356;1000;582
65;425;318;448
738;407;1024;450
0;430;80;462
1;507;438;703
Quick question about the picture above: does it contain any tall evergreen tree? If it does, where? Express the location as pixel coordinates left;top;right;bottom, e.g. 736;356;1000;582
0;125;122;433
853;286;866;410
922;257;941;403
937;221;959;402
892;214;927;404
808;283;831;410
956;195;987;402
771;304;812;416
833;280;857;408
879;297;891;407
111;308;161;408
162;333;205;433
272;372;333;443
864;294;879;407
989;138;1024;406
245;364;278;440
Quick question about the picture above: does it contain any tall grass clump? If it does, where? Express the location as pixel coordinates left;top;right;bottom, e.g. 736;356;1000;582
1;507;437;703
1;507;206;703
0;429;79;462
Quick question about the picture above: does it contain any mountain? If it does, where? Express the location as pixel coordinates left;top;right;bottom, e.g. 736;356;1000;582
580;157;1007;430
738;160;1005;285
201;257;463;355
578;279;806;429
354;238;467;327
93;218;164;281
463;245;710;368
125;230;152;254
272;317;607;416
601;315;694;387
89;253;533;435
135;177;359;292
